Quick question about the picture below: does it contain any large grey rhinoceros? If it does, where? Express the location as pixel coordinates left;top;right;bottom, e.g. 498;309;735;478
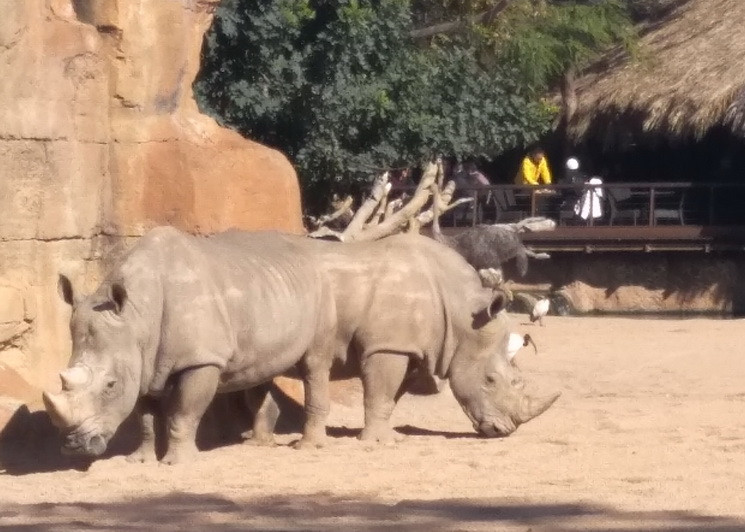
43;227;559;463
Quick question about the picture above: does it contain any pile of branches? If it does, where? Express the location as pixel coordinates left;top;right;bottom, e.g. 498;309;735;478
304;161;472;242
304;160;557;293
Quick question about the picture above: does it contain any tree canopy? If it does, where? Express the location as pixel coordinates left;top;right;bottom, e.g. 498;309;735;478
195;0;633;211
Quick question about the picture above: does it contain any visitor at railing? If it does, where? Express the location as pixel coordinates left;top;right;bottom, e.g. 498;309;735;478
573;176;605;223
454;161;491;188
387;161;745;228
514;146;553;186
452;160;493;224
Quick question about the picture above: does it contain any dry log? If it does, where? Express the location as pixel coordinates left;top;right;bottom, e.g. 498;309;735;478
342;173;391;237
306;194;355;231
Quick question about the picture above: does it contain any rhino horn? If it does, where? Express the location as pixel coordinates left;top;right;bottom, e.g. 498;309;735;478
515;391;561;425
60;365;92;391
42;391;73;429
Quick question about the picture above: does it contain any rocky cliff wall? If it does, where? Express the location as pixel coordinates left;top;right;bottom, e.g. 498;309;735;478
0;0;304;431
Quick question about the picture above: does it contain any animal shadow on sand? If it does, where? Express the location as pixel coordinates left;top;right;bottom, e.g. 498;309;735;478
1;492;743;531
326;425;480;440
0;406;97;475
0;390;306;476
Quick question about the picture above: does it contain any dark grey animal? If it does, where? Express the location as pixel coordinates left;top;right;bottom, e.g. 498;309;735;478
44;227;559;463
432;216;553;277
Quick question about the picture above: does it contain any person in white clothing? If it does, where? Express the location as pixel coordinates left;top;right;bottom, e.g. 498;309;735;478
574;176;604;221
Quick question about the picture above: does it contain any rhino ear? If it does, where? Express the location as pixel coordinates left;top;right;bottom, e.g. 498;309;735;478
109;283;128;315
58;274;75;306
485;291;508;320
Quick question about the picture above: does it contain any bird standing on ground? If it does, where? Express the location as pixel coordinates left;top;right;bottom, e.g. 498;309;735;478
530;297;550;327
507;333;537;363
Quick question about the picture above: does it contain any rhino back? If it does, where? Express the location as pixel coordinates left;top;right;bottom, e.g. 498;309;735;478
315;234;490;377
116;228;332;393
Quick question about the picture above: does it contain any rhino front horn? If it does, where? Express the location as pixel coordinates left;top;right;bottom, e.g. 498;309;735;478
516;391;561;425
42;391;73;429
60;365;92;391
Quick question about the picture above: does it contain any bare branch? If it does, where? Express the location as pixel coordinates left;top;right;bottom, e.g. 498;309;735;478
373;195;389;225
409;0;512;40
307;226;344;241
417;197;474;225
441;197;475;214
491;217;557;233
385;197;404;219
407;216;422;234
306;194;355;230
478;268;504;289
342;173;390;238
367;183;393;227
345;163;438;242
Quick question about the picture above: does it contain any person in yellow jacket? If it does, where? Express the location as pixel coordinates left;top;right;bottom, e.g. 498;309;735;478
515;146;552;186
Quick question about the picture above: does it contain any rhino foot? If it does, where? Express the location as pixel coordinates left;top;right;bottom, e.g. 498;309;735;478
241;430;276;447
359;426;405;445
125;448;158;464
292;436;327;450
159;443;198;465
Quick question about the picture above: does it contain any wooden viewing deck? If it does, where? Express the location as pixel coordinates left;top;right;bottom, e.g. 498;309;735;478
443;225;745;253
398;182;745;253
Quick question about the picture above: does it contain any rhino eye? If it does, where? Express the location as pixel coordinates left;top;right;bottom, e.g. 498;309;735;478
106;380;117;389
485;375;496;384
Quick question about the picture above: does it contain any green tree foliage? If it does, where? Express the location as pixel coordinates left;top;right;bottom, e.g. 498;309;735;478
486;1;634;90
194;1;633;209
195;0;551;210
412;0;634;91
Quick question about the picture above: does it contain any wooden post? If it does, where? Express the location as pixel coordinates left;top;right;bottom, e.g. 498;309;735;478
530;189;536;217
649;187;656;227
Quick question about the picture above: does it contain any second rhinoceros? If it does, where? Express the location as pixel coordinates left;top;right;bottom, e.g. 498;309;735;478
43;227;558;463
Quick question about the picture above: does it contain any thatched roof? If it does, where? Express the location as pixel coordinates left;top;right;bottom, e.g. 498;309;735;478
568;0;745;148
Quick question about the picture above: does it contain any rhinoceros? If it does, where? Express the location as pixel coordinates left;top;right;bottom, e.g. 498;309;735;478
276;233;559;443
44;227;337;464
43;227;558;463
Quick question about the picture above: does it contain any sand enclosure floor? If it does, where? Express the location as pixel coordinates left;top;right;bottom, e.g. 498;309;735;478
2;315;745;530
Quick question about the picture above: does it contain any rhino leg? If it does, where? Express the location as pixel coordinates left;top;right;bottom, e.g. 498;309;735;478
242;384;279;447
359;352;409;444
294;353;333;450
161;365;221;465
125;397;159;463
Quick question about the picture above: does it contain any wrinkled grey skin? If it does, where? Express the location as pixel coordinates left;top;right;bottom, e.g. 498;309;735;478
44;227;335;464
306;234;559;443
44;227;558;462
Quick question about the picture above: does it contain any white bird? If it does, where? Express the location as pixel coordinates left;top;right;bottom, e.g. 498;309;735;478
507;333;537;363
530;297;550;327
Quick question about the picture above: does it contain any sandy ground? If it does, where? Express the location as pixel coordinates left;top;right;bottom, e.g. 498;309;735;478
2;315;745;531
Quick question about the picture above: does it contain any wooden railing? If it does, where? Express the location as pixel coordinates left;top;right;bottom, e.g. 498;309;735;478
391;182;745;228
